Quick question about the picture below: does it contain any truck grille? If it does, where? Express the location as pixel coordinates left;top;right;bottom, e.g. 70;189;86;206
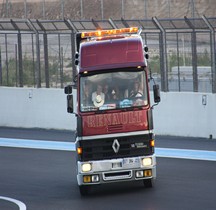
108;124;123;132
78;134;154;161
103;170;132;181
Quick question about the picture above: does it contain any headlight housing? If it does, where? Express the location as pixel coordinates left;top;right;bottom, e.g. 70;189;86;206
142;157;152;166
81;163;92;172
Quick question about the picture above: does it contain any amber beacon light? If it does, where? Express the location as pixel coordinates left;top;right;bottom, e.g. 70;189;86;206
81;27;139;38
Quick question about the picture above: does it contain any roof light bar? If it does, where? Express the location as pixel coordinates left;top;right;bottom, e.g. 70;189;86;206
81;27;139;38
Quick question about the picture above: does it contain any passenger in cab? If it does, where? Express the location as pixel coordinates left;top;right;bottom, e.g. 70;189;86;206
111;86;121;101
103;84;111;101
92;84;105;107
83;81;92;106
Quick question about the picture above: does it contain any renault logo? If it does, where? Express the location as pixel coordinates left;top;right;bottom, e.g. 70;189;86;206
112;139;120;153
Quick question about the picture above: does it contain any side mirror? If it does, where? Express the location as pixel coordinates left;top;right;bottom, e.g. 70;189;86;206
64;85;72;94
67;95;73;113
153;84;161;103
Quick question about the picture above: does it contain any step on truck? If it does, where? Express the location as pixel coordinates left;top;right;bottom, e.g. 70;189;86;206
65;27;160;196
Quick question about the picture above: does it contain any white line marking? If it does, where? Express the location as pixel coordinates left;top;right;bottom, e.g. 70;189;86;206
0;137;75;151
0;137;216;161
156;148;216;161
0;196;26;210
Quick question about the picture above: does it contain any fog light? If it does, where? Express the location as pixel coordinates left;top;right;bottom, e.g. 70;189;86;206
81;163;92;172
136;170;144;178
144;169;152;177
91;175;99;183
142;157;152;166
83;175;91;183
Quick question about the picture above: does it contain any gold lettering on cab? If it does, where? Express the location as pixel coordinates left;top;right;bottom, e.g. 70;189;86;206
86;111;144;128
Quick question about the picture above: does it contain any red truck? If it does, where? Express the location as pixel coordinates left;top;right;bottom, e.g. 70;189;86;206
65;27;160;195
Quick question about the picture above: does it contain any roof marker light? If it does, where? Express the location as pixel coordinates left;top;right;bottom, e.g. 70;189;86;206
81;27;139;38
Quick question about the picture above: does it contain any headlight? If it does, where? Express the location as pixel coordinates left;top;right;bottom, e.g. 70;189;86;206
81;163;92;172
142;157;152;166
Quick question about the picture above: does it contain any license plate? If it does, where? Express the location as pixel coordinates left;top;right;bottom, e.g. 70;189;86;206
123;157;139;165
112;162;122;169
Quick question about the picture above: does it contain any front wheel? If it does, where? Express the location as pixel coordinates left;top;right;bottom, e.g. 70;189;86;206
79;185;91;196
143;178;153;188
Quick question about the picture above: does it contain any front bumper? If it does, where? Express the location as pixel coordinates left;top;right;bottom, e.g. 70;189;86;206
77;155;156;186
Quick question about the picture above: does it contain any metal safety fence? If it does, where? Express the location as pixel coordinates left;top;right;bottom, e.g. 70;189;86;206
0;16;216;93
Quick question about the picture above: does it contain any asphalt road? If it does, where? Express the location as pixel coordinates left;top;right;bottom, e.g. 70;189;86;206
0;127;216;210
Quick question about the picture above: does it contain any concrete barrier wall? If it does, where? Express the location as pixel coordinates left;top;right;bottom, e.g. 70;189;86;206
0;87;215;138
0;87;76;130
152;92;216;139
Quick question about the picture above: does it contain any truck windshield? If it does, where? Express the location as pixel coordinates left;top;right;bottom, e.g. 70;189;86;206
80;69;148;112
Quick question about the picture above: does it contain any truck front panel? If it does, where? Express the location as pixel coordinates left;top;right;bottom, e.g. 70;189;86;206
77;155;156;185
77;132;154;161
82;110;149;136
76;131;155;185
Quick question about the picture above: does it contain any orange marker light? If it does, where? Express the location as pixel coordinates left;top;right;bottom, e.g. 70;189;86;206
150;140;155;147
77;147;82;155
81;27;139;38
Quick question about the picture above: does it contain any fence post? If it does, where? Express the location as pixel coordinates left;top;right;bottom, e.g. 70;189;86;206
202;15;216;93
27;19;42;88
42;0;45;19
71;32;76;83
61;0;64;19
153;17;168;92
43;33;49;88
15;44;18;87
176;33;181;91
31;34;36;87
60;47;64;88
80;0;83;19
17;32;23;87
24;0;27;18
185;16;198;92
0;48;2;85
35;32;41;88
66;19;78;85
4;34;9;86
58;34;64;88
121;0;125;18
101;0;104;20
191;31;198;92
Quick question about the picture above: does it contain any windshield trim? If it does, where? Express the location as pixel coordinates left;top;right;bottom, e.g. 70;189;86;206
79;67;149;113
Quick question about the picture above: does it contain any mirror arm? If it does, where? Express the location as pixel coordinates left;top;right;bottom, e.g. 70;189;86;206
151;102;159;109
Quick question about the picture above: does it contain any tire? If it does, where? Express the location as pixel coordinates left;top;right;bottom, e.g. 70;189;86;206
79;185;90;196
143;178;153;188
